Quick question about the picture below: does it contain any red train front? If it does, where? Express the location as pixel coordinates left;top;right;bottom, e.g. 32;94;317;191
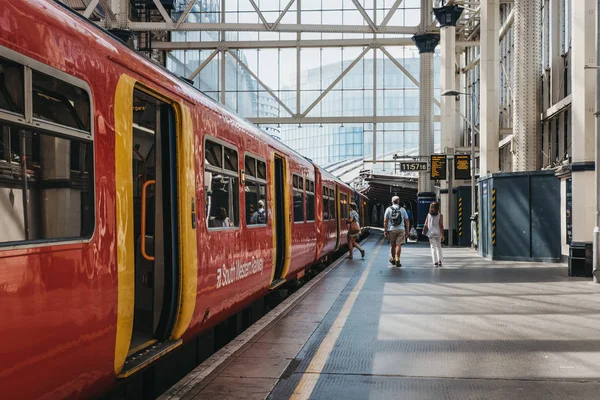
0;1;367;399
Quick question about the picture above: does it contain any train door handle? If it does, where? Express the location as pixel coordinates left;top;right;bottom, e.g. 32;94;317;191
141;180;156;261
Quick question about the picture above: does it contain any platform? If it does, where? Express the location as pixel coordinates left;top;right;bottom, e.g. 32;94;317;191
161;233;600;400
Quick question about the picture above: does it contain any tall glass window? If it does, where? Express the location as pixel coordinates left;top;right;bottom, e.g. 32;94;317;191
205;139;239;228
340;192;348;219
245;155;267;226
329;188;336;220
322;185;331;220
293;174;304;222
305;179;315;221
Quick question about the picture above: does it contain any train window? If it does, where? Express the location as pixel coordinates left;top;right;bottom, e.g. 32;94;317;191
0;57;24;115
205;139;239;229
245;155;267;226
306;179;315;221
32;70;90;132
245;155;256;177
322;186;329;220
205;140;222;169
0;122;94;245
329;188;336;220
224;147;238;172
340;192;348;219
292;174;304;222
257;160;266;180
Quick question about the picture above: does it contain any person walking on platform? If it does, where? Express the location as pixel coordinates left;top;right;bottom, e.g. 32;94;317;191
384;196;410;267
347;203;365;259
424;202;444;267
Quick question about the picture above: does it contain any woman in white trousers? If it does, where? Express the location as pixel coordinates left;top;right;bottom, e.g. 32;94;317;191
424;202;444;267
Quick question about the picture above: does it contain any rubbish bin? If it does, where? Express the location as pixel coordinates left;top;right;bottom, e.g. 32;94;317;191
569;242;593;277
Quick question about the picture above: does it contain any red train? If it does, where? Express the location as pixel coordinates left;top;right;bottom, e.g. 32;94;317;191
0;1;368;399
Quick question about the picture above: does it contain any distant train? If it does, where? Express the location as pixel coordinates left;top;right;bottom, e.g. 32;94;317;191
0;1;368;399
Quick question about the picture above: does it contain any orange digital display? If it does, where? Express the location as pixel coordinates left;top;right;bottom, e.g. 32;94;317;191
454;154;471;180
430;154;447;180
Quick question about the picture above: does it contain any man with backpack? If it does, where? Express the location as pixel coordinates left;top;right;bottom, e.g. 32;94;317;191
250;200;267;224
384;196;410;267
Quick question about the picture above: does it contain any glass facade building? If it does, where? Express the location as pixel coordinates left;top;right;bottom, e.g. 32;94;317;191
279;56;441;166
165;0;441;168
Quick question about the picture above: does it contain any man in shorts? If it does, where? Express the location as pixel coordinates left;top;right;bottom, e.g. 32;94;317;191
384;196;410;267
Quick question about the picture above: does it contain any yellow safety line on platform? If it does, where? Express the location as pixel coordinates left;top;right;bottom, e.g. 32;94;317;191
290;237;384;400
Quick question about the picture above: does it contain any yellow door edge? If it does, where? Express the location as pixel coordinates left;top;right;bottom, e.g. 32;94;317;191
171;104;198;339
270;156;277;282
114;74;136;375
281;157;292;279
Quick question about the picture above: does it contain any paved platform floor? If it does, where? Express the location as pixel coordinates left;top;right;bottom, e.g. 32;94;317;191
180;234;600;399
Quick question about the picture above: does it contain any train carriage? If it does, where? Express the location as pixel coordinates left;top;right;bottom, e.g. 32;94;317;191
0;1;366;399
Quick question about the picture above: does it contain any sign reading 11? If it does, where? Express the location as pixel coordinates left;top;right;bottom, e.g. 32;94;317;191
400;162;428;171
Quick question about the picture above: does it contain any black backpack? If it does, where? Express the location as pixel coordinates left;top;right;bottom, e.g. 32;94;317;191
390;206;403;226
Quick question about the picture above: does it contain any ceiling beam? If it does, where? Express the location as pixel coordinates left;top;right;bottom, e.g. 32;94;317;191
153;38;479;51
249;116;441;124
248;0;271;30
271;0;296;30
187;48;219;80
462;54;480;73
127;22;418;34
380;0;404;29
153;38;414;50
351;0;378;32
174;0;198;29
499;7;515;41
83;0;99;18
151;0;172;24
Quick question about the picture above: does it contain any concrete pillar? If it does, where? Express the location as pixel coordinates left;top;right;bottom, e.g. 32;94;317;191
413;34;440;193
434;5;463;244
549;0;562;106
456;58;465;147
570;0;596;246
480;0;500;175
434;5;464;149
512;0;541;171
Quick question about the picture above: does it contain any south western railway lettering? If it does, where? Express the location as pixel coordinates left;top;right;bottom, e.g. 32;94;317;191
216;257;265;289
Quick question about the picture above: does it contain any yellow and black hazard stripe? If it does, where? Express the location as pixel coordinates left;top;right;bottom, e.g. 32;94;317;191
491;188;497;246
458;197;463;237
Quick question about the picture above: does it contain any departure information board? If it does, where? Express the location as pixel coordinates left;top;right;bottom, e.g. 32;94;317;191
400;162;428;172
430;155;447;180
454;154;471;180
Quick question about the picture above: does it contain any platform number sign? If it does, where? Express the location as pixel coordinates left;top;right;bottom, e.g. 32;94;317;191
399;162;428;172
